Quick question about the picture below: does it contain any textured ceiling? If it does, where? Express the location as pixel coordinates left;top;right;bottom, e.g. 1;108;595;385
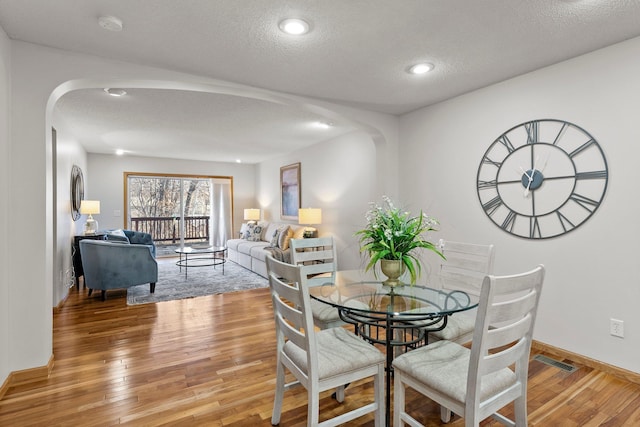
54;88;353;163
1;0;639;162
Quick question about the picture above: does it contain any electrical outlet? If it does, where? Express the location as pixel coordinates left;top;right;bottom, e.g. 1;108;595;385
610;318;624;338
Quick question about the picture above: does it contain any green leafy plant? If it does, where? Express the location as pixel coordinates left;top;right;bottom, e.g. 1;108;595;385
355;196;444;284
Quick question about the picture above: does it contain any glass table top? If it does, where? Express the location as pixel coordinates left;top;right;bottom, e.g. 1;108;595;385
307;270;479;318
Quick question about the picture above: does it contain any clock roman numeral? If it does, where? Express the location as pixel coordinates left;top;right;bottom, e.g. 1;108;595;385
576;170;607;180
482;196;503;215
498;135;515;153
501;210;517;232
556;210;575;233
552;122;568;146
570;192;600;212
525;121;539;145
569;139;596;158
530;217;541;239
482;155;502;168
478;179;497;190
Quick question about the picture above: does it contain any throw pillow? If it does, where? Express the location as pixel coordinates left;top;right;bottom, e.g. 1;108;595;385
239;223;249;239
109;229;127;237
292;226;305;240
277;226;292;250
243;223;254;239
270;227;281;247
248;224;263;242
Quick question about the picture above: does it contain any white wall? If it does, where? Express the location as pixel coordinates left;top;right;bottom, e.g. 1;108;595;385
400;36;640;373
52;113;87;305
0;38;399;384
257;131;378;270
86;153;256;234
0;23;11;387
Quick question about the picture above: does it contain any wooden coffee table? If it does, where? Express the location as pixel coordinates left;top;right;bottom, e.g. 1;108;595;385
174;245;227;277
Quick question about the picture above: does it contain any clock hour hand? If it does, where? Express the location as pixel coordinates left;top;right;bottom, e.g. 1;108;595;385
523;156;539;198
520;166;533;197
519;166;533;181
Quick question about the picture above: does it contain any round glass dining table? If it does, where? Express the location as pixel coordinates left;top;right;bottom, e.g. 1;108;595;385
308;270;479;426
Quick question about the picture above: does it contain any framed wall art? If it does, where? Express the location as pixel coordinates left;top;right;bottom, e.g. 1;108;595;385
280;162;301;220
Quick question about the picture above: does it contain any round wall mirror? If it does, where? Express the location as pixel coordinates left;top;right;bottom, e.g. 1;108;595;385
70;165;84;221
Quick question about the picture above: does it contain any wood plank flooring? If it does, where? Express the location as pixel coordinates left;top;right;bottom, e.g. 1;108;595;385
1;284;639;426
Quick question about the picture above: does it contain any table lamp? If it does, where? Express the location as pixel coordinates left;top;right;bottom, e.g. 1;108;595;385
244;208;261;225
80;200;100;235
298;208;322;238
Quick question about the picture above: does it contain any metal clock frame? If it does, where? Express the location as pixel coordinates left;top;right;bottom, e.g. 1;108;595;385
476;119;608;239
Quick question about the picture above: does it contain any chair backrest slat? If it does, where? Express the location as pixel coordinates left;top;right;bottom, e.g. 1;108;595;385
489;291;537;324
290;237;338;287
437;239;495;296
467;265;545;411
291;248;335;264
479;337;528;376
485;315;532;349
299;261;336;278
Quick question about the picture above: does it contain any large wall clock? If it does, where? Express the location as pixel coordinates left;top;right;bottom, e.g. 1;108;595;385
476;119;608;239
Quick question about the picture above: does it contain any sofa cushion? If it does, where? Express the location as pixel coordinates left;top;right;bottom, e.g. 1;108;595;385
250;245;270;262
238;240;269;255
251;245;292;264
263;223;280;243
227;238;245;251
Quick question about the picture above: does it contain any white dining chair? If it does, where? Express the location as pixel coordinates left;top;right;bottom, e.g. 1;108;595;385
290;236;344;329
266;255;385;426
393;265;545;427
427;239;495;344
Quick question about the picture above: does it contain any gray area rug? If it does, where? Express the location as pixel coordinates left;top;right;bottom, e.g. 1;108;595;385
127;257;268;305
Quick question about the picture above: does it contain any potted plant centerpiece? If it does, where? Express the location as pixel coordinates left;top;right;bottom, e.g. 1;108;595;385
355;196;444;287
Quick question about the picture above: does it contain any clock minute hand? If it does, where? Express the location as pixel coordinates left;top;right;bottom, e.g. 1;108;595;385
538;153;549;172
524;177;533;198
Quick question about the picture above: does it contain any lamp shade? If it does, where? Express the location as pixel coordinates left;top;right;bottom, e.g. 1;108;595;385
298;208;322;225
244;208;261;221
80;200;100;215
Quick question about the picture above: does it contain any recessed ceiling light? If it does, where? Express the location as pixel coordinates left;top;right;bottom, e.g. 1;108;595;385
315;121;332;129
98;15;123;32
407;62;435;75
104;88;127;97
115;149;125;156
236;159;242;163
279;18;310;35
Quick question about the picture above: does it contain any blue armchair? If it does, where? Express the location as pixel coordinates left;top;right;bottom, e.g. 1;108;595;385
79;240;158;301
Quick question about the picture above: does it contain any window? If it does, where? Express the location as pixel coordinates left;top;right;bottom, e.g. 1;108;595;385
125;173;233;255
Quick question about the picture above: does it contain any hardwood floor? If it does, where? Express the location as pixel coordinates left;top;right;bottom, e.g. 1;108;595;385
1;285;639;426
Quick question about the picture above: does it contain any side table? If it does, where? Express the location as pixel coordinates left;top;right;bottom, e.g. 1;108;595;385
72;233;107;288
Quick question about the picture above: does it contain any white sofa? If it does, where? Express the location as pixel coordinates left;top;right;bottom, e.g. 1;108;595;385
227;221;305;278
